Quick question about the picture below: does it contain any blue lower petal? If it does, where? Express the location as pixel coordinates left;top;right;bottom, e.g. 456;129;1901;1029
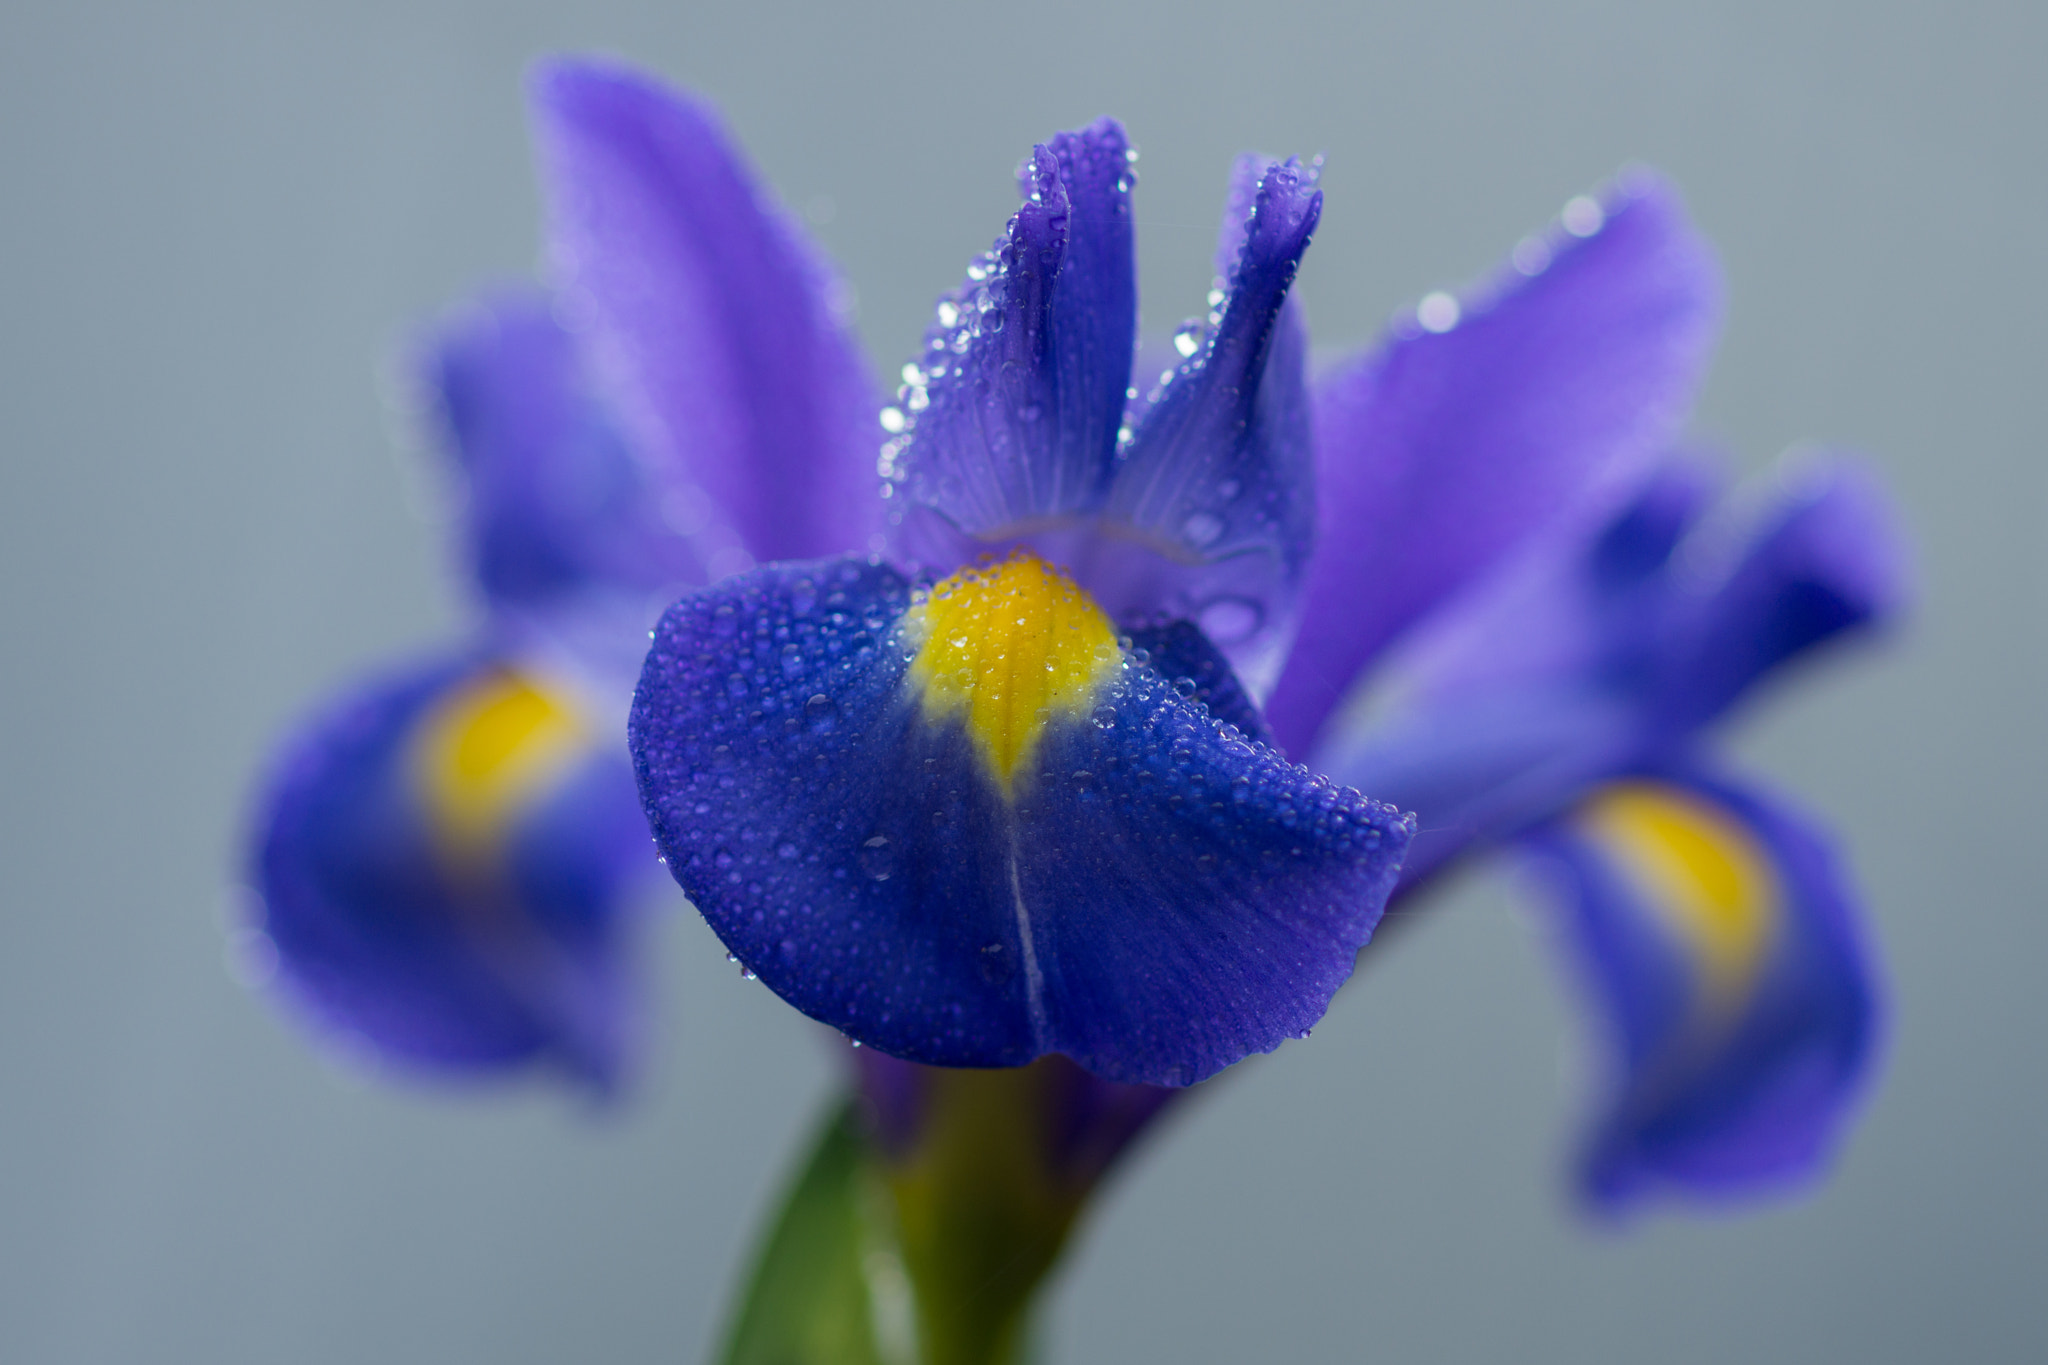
629;556;1413;1086
250;646;653;1092
1516;766;1883;1213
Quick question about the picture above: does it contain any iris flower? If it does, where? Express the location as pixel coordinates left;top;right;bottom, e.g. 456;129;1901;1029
587;70;1412;1087
248;56;1904;1213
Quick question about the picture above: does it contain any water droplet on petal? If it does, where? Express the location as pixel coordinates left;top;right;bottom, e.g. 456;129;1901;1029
1511;235;1552;275
1197;596;1263;643
1562;195;1605;236
858;834;894;881
1417;291;1460;333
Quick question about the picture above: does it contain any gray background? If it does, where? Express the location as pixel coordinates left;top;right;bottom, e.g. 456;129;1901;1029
2;0;2040;1360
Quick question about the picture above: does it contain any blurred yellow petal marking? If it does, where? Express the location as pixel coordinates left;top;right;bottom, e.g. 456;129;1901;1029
903;549;1120;797
412;667;590;862
1579;781;1778;1013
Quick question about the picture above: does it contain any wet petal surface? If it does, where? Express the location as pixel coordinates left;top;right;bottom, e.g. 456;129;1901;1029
629;555;1413;1085
884;121;1137;552
1102;156;1322;693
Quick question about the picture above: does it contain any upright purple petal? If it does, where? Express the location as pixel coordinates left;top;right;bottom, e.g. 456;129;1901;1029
249;646;654;1094
1517;768;1883;1213
884;120;1137;555
422;288;706;610
1040;120;1142;503
1100;157;1321;692
531;58;881;571
1267;172;1723;756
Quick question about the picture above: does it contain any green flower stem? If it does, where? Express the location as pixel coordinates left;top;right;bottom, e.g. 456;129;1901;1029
879;1064;1094;1365
716;1059;1140;1365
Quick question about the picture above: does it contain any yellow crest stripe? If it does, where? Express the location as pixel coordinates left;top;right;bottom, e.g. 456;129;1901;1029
411;666;590;863
902;550;1121;796
1579;781;1778;1012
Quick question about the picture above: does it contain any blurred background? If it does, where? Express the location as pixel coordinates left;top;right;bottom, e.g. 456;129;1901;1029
2;1;2040;1360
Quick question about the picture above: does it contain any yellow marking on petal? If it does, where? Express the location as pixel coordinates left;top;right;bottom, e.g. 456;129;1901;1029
1579;781;1778;1015
902;549;1120;797
411;667;591;864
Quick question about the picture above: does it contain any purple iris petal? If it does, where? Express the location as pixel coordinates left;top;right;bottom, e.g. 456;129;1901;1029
531;58;882;570
250;647;652;1094
628;558;1412;1086
1316;458;1716;882
885;120;1137;552
1267;172;1724;756
1648;454;1912;732
1517;767;1883;1213
1327;685;1643;890
423;288;705;607
882;132;1320;695
1316;453;1905;885
1102;156;1321;691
